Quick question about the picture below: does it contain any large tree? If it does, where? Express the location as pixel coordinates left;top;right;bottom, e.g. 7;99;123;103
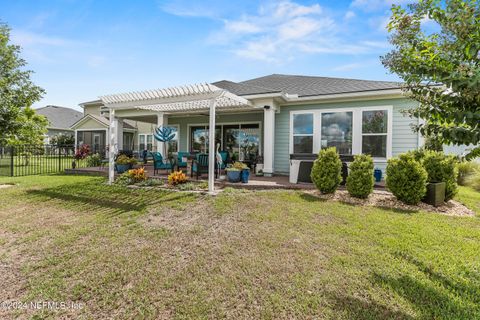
382;0;480;159
0;22;46;145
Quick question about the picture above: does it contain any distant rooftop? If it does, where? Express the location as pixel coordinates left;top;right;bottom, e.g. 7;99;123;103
36;105;83;129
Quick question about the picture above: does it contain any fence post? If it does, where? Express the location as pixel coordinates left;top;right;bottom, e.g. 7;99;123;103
58;145;62;172
10;145;14;177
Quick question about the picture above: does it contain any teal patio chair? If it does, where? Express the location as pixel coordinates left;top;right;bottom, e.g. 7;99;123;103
177;152;190;171
150;152;173;175
192;153;218;179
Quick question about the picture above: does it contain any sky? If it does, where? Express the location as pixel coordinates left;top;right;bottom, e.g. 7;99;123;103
0;0;413;111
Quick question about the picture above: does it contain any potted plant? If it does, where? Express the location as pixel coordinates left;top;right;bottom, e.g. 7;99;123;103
116;154;137;174
225;166;241;182
232;162;250;183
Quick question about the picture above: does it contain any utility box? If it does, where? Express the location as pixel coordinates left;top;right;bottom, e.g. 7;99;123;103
423;182;446;207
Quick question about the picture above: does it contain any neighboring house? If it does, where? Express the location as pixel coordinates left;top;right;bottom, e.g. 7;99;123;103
78;74;423;175
36;105;83;143
71;100;161;154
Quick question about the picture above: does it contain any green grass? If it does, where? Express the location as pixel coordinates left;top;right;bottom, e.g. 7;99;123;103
0;175;480;319
456;186;480;215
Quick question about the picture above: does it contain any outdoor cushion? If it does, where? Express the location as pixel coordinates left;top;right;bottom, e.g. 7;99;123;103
177;152;190;168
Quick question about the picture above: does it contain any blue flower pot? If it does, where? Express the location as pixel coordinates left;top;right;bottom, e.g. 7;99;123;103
374;169;382;182
226;170;241;182
116;164;131;174
241;169;250;183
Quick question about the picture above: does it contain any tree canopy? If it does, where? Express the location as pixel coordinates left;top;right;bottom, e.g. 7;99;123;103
0;23;46;145
382;0;480;159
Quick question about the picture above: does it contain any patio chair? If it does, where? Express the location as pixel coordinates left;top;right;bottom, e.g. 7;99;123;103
218;151;229;170
176;151;190;171
192;153;217;179
150;152;173;175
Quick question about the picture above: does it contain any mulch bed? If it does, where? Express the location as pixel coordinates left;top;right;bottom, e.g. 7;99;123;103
304;189;474;217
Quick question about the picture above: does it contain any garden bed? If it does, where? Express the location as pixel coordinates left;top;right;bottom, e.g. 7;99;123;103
305;189;474;216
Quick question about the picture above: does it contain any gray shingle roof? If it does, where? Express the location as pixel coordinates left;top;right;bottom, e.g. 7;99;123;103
36;105;83;129
214;74;402;97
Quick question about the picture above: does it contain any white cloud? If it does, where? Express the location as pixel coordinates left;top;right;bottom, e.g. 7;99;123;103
208;1;380;62
344;10;356;20
10;30;82;47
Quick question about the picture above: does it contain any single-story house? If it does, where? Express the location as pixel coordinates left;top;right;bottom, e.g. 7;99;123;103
36;105;83;143
75;74;423;181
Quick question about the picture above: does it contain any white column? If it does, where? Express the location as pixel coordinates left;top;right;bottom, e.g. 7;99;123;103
208;99;216;193
263;106;275;177
116;118;123;151
156;112;167;156
108;108;116;184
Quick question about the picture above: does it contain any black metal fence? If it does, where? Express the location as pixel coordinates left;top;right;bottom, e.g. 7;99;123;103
0;144;107;177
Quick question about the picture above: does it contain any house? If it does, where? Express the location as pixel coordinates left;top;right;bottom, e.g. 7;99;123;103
74;74;422;178
36;105;83;143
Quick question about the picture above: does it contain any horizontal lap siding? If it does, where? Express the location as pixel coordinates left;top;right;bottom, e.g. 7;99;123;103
274;98;419;175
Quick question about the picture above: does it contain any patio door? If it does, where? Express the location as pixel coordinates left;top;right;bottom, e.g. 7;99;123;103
93;133;101;154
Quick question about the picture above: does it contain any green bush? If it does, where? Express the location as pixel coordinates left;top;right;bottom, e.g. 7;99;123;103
456;161;480;185
466;171;480;192
311;147;342;194
423;151;458;201
346;154;374;199
86;153;102;167
386;153;427;205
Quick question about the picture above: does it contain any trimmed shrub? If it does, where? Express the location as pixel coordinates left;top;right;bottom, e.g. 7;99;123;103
386;153;427;205
457;161;480;185
346;154;374;199
466;171;480;191
423;151;458;201
311;147;342;194
85;153;102;167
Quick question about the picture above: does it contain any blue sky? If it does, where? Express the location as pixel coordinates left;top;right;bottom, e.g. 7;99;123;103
0;0;411;110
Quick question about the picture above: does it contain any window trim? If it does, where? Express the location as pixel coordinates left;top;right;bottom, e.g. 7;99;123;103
289;106;393;161
291;113;315;154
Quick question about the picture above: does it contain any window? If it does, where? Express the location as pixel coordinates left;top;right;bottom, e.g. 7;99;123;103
289;107;391;158
139;134;153;151
321;112;353;155
167;126;179;153
292;113;313;153
190;126;221;153
362;110;388;158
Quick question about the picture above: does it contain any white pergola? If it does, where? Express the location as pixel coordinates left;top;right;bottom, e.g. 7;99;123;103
100;83;252;194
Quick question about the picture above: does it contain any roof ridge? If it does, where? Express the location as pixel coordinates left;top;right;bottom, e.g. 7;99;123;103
253;73;400;84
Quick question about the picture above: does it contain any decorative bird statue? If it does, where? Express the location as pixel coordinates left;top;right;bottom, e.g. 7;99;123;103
153;126;176;161
216;143;223;178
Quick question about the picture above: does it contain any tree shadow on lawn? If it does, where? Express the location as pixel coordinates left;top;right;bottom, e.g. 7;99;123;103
25;181;193;216
372;252;480;319
327;290;414;320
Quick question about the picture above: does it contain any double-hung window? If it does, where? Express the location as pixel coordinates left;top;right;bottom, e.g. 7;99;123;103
292;113;314;153
361;110;388;158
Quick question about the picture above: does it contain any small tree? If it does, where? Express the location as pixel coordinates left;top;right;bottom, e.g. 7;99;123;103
386;153;428;205
50;134;75;146
311;147;342;194
0;23;45;145
347;154;374;199
382;0;480;160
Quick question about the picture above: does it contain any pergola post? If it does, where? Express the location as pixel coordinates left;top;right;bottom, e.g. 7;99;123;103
108;108;116;184
208;99;216;194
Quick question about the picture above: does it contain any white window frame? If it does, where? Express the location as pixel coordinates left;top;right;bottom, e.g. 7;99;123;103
290;113;315;154
289;106;393;161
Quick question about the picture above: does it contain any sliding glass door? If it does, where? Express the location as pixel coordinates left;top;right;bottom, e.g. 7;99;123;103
190;123;261;160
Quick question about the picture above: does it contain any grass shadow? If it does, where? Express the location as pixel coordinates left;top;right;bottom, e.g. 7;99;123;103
371;252;480;319
327;291;413;320
298;192;327;203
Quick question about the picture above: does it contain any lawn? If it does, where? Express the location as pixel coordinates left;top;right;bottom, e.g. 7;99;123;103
0;155;83;177
0;174;479;319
